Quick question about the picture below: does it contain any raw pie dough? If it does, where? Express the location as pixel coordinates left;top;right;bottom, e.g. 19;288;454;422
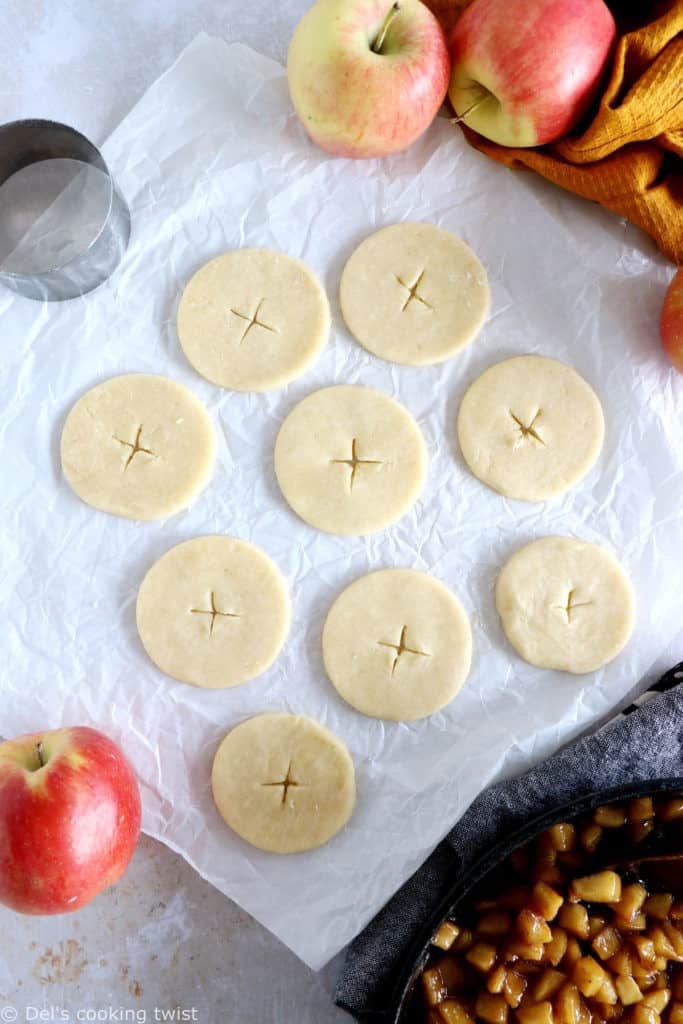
274;385;427;535
339;222;489;366
322;569;472;721
177;248;330;392
136;536;290;689
496;536;635;674
60;373;215;521
457;355;604;502
211;713;355;854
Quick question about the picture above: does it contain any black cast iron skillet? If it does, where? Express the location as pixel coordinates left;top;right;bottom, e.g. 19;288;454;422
384;777;683;1024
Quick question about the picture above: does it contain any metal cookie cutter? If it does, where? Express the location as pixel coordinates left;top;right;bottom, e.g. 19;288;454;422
0;119;131;301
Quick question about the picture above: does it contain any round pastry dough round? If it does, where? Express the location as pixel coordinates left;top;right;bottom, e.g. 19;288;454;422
496;536;634;674
457;356;604;502
60;373;215;521
136;536;290;689
211;713;355;854
339;222;489;366
177;248;330;392
274;385;427;536
322;569;472;721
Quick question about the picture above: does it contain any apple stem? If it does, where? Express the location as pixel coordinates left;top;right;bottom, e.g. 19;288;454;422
371;2;400;54
450;95;488;125
36;741;44;769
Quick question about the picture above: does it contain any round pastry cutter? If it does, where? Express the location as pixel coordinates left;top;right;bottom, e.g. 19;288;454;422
0;119;130;301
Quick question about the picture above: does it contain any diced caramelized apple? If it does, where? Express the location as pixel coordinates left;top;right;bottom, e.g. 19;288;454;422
534;864;565;887
631;936;657;967
607;949;633;976
564;938;583;970
423;966;447;1005
439;1000;475;1024
641;989;670;1013
433;922;461;951
545;927;568;967
533;970;566;1002
504;972;527;1010
479;911;514;937
630;1004;660;1024
643;895;674;921
630;820;655;844
614;885;648;922
476;991;509;1024
426;1011;443;1024
572;957;609;998
466;942;498;973
453;928;474;951
594;805;627;828
629;797;655;822
516;1001;554;1024
546;823;577;852
531;882;564;923
554;982;583;1024
650;926;676;959
504;939;545;963
670;1003;683;1024
570;872;622;904
589;916;607;939
593;926;622;961
615;976;643;1005
662;921;683;957
660;797;683;822
517;910;553;945
581;824;603;854
488;966;507;995
594;977;618;1005
559;904;590;940
438;958;465;992
501;887;533;912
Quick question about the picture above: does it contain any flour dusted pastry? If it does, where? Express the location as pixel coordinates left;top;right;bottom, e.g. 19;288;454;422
211;713;355;854
339;222;489;366
136;536;290;689
457;355;604;502
323;569;472;721
274;385;427;536
496;536;634;674
177;248;330;392
60;373;215;520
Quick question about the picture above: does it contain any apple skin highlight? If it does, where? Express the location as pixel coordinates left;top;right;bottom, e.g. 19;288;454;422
287;0;451;159
0;726;141;915
449;0;616;147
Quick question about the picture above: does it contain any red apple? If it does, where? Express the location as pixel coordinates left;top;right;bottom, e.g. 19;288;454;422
661;269;683;374
0;726;141;914
449;0;616;147
287;0;450;158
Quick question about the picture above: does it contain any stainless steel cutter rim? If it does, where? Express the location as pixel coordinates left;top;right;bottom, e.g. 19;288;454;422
0;118;131;301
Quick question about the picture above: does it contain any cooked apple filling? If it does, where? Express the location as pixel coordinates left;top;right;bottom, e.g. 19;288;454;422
417;796;683;1024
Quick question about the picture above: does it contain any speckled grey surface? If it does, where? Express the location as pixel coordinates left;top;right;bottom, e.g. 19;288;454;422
1;3;682;1021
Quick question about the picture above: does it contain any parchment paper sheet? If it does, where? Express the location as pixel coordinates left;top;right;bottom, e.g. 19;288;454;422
1;35;681;969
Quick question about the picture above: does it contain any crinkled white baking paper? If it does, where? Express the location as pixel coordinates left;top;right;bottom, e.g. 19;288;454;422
1;35;681;969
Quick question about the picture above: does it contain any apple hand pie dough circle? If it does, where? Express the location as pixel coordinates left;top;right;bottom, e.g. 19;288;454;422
274;385;427;536
211;713;356;854
457;355;605;502
177;248;330;392
60;373;215;521
339;222;490;366
496;537;635;675
136;536;290;689
322;569;472;721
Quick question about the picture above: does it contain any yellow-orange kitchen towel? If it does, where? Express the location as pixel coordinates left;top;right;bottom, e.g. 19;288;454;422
443;0;683;263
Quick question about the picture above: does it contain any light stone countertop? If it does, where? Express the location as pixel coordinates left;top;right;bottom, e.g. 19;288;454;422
1;3;681;1022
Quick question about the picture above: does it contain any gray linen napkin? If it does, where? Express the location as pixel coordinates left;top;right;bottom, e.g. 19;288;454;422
335;664;683;1021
